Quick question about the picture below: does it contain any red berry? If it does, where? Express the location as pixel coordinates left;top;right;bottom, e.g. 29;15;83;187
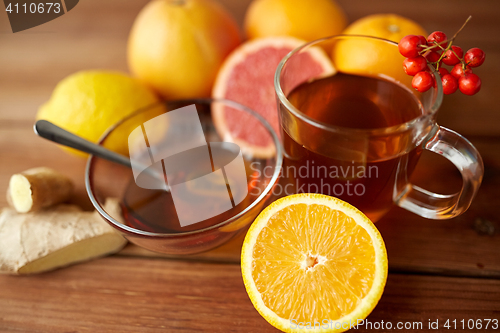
427;31;448;47
418;35;427;47
412;71;434;92
464;47;485;67
399;35;425;57
425;50;441;63
403;56;428;76
441;74;458;95
459;73;481;95
442;45;463;66
451;63;473;79
438;67;450;77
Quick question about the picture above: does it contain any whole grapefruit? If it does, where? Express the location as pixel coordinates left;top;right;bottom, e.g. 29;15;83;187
244;0;347;42
128;0;242;99
333;14;428;87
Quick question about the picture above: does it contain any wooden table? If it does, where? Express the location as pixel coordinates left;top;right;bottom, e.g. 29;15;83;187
1;0;499;332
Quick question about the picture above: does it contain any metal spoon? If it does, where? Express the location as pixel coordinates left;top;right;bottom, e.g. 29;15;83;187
34;120;133;168
33;120;165;184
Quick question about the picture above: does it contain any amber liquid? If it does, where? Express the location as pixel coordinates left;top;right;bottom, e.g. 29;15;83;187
283;73;424;221
122;156;265;234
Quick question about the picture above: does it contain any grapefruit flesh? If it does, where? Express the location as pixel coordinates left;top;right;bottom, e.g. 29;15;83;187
212;37;335;158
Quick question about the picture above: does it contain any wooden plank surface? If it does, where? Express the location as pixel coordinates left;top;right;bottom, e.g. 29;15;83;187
1;0;500;332
1;257;499;332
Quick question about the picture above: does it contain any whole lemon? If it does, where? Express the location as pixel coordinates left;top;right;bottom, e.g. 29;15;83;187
244;0;347;42
36;71;160;157
333;14;427;87
127;0;242;99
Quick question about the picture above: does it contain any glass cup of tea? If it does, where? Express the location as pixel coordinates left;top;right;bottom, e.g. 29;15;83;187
86;98;282;255
275;35;483;222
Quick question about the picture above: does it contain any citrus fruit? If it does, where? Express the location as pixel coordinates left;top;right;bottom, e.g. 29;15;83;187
212;37;335;158
36;71;160;157
241;193;388;332
342;14;427;43
127;0;241;99
244;0;347;43
333;14;427;88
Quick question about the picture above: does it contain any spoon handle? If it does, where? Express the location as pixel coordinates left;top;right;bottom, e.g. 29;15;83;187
34;120;132;168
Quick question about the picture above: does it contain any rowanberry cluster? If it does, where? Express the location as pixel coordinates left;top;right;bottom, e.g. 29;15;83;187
398;18;485;96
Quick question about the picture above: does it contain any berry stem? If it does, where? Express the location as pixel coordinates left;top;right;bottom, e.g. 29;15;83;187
449;15;472;43
421;16;473;70
420;16;472;53
434;43;448;69
451;49;461;60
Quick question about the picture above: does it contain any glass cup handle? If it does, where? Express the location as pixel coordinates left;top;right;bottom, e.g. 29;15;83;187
396;125;484;219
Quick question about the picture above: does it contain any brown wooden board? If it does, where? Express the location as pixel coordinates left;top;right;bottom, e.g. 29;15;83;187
0;257;499;332
1;0;500;331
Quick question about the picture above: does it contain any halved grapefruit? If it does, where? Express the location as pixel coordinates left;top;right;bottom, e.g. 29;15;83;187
212;37;335;159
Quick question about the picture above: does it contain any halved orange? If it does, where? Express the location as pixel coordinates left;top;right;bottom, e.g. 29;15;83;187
241;193;387;332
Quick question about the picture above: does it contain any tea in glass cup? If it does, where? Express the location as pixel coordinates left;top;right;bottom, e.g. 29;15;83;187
275;35;483;222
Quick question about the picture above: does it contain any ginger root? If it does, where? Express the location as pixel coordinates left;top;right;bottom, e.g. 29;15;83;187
7;167;74;213
0;198;127;274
